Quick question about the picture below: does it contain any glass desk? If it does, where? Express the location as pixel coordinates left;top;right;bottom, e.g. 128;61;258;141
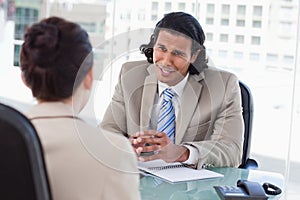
140;167;284;200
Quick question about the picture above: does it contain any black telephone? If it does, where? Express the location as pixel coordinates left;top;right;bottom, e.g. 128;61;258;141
214;180;268;200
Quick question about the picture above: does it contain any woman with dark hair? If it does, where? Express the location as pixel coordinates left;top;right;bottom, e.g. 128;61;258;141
101;12;244;169
20;16;140;200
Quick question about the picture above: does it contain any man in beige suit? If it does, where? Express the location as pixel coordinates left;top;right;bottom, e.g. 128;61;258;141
20;17;140;200
101;12;244;169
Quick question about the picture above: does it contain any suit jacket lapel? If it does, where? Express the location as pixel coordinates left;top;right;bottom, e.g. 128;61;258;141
139;65;205;143
176;73;204;144
140;64;157;130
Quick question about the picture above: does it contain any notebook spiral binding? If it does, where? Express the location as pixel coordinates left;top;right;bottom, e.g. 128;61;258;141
148;164;185;171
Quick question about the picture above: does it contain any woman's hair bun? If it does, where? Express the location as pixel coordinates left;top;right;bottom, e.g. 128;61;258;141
20;16;93;101
24;22;59;68
27;22;58;49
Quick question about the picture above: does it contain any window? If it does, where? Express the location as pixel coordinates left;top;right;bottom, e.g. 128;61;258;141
236;19;245;27
15;24;27;40
178;3;185;10
233;51;243;59
13;7;39;65
253;5;262;17
235;35;244;44
79;22;97;33
165;2;171;11
249;53;260;61
251;36;261;45
206;32;213;41
220;34;229;42
152;2;158;11
252;20;262;28
151;14;158;21
222;4;230;15
206;17;214;25
283;55;294;63
280;6;294;19
279;22;294;35
237;5;246;15
221;18;229;26
13;45;21;66
192;3;200;13
266;53;278;62
207;4;215;14
14;7;39;40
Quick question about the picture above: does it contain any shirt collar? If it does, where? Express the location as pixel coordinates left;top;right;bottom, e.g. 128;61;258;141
158;73;189;98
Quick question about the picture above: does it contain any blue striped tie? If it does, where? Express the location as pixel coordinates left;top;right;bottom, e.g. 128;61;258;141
157;88;175;143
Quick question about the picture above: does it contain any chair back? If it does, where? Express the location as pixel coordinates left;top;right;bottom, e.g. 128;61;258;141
238;81;258;169
0;103;51;200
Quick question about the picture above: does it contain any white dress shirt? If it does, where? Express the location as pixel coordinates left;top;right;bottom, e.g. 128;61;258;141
149;73;199;165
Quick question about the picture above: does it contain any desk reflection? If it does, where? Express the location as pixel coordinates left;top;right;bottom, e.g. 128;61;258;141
140;168;283;200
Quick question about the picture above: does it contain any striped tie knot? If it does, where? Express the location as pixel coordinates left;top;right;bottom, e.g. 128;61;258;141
162;88;174;102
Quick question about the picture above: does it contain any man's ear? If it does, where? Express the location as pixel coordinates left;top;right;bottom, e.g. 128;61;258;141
83;67;93;90
191;49;201;63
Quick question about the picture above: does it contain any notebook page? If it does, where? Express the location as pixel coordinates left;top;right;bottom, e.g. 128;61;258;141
138;159;224;183
138;159;183;171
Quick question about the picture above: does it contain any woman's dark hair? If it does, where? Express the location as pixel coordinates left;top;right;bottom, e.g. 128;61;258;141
20;16;93;101
140;12;207;74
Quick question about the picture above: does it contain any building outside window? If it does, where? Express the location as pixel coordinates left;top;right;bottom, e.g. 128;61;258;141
152;2;158;11
249;53;260;61
252;20;262;28
251;36;261;45
165;2;171;11
151;14;157;21
237;5;246;15
192;2;200;14
283;55;294;64
236;19;245;27
178;2;185;10
206;17;214;25
207;3;215;14
14;6;39;66
279;22;293;36
235;35;244;44
206;32;213;41
79;22;97;33
253;5;263;17
220;34;228;42
233;51;243;59
266;53;279;62
221;4;230;15
221;18;229;26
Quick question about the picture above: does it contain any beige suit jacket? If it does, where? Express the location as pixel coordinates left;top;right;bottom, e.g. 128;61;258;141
26;102;140;200
101;60;244;168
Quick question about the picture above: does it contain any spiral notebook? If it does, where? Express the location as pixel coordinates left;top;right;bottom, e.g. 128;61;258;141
138;159;223;183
